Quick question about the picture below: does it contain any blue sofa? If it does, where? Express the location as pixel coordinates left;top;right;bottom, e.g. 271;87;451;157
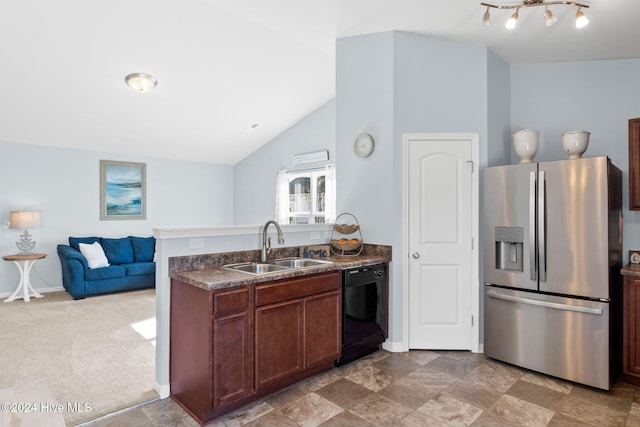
57;236;156;299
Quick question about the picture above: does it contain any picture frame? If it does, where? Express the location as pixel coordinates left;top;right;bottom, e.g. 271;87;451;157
100;160;146;220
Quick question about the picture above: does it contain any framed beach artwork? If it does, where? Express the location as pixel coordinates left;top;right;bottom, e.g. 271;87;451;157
100;160;146;220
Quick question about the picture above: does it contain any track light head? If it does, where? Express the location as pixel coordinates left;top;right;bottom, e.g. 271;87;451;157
575;7;589;28
483;7;491;27
505;8;519;29
543;7;557;27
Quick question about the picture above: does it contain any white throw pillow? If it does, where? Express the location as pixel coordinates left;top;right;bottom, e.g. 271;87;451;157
79;241;110;269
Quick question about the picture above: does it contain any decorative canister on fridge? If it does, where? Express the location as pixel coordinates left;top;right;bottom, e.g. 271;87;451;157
513;129;539;163
562;130;590;159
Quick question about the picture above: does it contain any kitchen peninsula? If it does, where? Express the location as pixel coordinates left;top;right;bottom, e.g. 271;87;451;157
168;244;391;425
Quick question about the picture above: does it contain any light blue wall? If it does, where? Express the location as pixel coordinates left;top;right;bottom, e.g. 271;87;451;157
336;31;490;345
0;140;234;296
335;31;395;244
233;98;336;225
487;50;511;167
393;32;488;136
511;58;640;261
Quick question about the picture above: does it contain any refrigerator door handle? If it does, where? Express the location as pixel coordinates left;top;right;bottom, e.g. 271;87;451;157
538;170;547;282
487;289;603;315
529;171;537;281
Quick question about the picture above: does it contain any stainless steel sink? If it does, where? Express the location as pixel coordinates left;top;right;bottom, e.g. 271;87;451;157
223;262;292;275
270;257;333;268
223;257;333;275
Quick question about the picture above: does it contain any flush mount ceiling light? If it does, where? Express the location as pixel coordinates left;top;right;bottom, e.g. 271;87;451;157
480;0;589;29
125;73;157;93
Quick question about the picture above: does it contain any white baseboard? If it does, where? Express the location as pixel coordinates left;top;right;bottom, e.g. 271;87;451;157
0;286;65;299
154;382;170;399
383;341;483;354
382;341;408;353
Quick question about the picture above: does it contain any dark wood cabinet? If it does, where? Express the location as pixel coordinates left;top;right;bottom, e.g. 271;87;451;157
212;306;251;407
624;275;640;385
170;283;251;422
171;269;341;424
629;118;640;210
254;271;341;390
255;300;304;389
304;291;341;369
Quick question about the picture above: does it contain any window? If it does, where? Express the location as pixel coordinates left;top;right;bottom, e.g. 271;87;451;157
276;165;335;224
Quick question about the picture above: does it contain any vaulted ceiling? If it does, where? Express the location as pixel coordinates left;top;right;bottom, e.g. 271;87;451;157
1;0;638;165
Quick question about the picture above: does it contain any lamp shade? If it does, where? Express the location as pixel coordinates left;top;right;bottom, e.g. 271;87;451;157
10;211;42;229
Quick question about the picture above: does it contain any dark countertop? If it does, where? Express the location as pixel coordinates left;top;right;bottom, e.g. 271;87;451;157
170;254;389;291
621;263;640;277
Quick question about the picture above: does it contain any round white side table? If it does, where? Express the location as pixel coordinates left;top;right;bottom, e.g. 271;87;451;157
3;253;46;302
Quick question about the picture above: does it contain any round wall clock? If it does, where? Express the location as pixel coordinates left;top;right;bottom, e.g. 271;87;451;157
354;133;375;158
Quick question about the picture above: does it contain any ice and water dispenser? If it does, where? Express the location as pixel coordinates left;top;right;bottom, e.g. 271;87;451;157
495;226;524;271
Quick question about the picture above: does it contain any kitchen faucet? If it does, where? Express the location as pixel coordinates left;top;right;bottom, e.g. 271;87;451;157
261;220;284;262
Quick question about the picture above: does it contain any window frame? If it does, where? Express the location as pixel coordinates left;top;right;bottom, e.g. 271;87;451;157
276;165;335;225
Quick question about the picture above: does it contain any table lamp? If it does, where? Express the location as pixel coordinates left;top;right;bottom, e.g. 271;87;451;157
10;210;42;254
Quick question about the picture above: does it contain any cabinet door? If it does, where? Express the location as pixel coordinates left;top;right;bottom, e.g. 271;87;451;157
212;311;251;408
255;300;303;390
304;291;341;369
629;118;640;210
170;280;212;422
624;278;640;380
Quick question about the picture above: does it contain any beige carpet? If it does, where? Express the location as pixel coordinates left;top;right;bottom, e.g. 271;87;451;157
0;289;158;426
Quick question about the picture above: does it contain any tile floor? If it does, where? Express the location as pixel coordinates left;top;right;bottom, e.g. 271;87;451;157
84;350;640;427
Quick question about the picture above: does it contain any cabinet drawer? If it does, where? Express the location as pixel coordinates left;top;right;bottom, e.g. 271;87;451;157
255;271;341;307
213;286;249;317
485;286;610;390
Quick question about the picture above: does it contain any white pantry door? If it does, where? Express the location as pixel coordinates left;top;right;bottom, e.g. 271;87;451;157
408;137;473;349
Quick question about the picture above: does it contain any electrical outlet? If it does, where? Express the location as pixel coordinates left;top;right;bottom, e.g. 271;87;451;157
189;238;205;249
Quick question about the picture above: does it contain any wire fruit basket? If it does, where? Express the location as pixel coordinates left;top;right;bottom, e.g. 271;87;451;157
330;212;363;256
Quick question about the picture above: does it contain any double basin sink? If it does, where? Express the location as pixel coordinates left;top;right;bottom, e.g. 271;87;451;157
223;257;333;275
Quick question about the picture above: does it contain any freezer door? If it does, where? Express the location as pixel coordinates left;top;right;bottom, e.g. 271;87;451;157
483;163;537;291
484;286;610;390
539;157;612;299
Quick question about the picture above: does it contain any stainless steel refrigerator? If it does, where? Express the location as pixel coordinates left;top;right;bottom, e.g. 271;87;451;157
483;156;623;390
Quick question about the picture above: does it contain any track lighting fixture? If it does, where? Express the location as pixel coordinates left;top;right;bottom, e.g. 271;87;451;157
481;1;589;29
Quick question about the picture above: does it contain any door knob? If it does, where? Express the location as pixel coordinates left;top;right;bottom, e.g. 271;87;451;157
412;252;420;259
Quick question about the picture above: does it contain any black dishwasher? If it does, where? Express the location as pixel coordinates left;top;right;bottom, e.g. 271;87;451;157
335;263;387;366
